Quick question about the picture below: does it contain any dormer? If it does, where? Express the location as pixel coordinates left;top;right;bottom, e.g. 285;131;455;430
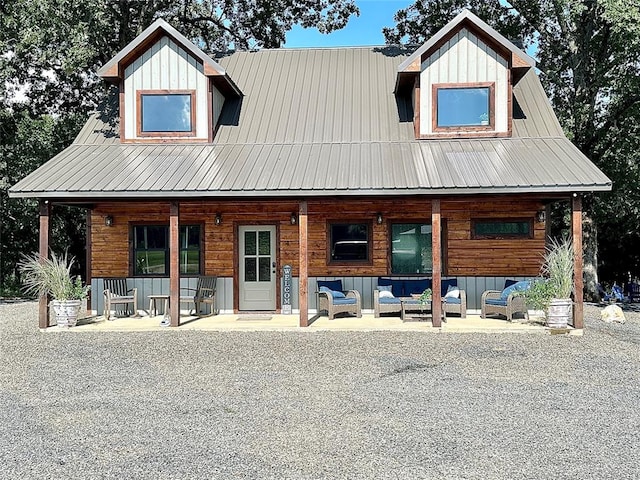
395;10;535;139
97;19;241;143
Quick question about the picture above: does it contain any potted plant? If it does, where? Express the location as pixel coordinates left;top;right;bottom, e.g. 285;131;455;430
418;288;433;305
525;237;574;328
19;251;90;327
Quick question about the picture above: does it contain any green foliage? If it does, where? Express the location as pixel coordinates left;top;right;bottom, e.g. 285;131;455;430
525;237;574;311
0;0;358;295
384;0;640;288
18;251;89;300
418;288;432;305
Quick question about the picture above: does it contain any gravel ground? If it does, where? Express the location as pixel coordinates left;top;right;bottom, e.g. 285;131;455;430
1;301;639;479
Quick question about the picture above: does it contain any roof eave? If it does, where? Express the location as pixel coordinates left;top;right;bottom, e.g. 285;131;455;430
8;184;613;200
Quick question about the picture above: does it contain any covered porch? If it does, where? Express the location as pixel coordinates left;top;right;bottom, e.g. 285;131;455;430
49;310;568;334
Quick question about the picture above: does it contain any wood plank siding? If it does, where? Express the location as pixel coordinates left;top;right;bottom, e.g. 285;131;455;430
91;196;546;279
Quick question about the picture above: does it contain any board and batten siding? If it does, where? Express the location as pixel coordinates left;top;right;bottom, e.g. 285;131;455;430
90;196;545;281
420;28;510;136
123;35;221;140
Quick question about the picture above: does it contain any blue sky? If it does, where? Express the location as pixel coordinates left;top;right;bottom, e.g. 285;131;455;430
285;0;412;48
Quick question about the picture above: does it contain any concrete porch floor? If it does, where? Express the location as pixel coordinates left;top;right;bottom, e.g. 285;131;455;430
49;311;580;334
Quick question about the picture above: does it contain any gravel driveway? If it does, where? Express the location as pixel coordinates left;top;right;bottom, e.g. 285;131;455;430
1;301;639;479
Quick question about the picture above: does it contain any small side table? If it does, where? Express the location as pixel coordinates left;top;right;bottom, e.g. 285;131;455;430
400;298;447;323
147;294;170;317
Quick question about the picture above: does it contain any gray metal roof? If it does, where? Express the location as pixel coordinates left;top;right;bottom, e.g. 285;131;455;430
10;47;610;199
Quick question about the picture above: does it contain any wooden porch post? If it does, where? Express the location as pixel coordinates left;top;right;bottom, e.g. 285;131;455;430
298;201;309;327
431;199;442;327
572;194;584;328
86;209;92;312
38;200;51;329
169;202;180;327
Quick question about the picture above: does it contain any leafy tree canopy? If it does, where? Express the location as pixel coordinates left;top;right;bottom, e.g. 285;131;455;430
384;0;640;287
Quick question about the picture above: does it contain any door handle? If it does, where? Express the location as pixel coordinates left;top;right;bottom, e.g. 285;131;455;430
272;261;276;274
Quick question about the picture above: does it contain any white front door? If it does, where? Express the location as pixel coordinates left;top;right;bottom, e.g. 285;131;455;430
239;225;277;310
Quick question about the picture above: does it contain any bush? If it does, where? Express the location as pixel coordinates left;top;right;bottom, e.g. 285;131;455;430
18;251;89;300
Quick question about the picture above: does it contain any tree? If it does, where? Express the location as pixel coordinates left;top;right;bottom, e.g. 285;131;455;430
384;0;640;296
0;0;359;293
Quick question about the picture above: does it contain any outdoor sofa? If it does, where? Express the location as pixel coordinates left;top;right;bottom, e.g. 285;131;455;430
374;277;466;318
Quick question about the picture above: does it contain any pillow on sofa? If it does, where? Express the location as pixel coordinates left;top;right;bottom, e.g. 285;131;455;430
319;286;346;299
317;280;343;292
441;278;458;292
378;278;404;297
378;285;394;299
500;280;530;300
444;285;460;299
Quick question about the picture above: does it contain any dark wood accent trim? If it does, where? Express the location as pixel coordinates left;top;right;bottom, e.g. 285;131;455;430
207;80;214;143
233;222;239;313
420;131;511;139
441;218;448;277
169;202;180;327
299;201;309;327
120;138;210;144
38;200;51;329
119;80;125;142
326;220;374;266
135;89;197;138
86;209;92;311
431;199;442;327
471;218;534;240
431;82;496;133
414;75;421;139
572;195;584;328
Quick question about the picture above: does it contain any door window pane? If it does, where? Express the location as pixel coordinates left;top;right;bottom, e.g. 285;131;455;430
258;231;271;255
258;257;271;282
244;231;256;256
391;223;432;274
245;258;257;282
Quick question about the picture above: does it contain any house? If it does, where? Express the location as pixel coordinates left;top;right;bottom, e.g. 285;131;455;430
9;10;611;328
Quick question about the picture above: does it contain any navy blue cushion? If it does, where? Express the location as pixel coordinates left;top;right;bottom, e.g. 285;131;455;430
486;298;508;306
441;278;458;292
485;298;507;307
378;278;404;297
500;280;530;300
504;279;518;289
332;297;357;305
443;297;461;305
404;279;432;296
317;280;343;292
379;297;402;304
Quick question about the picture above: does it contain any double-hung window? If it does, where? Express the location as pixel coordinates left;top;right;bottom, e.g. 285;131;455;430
133;225;201;275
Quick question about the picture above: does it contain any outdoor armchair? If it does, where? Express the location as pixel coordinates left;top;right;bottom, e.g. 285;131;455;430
481;280;529;322
317;280;361;320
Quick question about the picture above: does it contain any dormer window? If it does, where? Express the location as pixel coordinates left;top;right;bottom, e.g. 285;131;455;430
434;83;494;131
137;90;196;137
